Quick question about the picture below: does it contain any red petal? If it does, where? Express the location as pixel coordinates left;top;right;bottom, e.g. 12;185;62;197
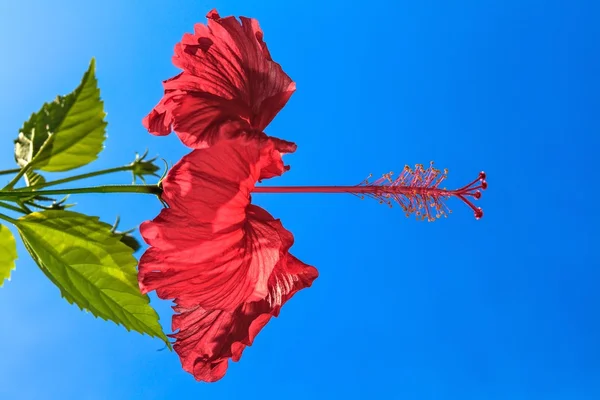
144;9;295;149
139;138;298;311
169;254;318;382
139;137;317;382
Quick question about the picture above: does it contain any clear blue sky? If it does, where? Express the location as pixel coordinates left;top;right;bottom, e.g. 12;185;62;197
1;0;598;399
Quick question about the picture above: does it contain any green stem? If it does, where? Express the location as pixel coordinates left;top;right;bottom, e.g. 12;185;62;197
4;164;29;190
0;212;17;224
0;168;21;176
0;201;27;214
4;134;58;190
16;165;133;191
0;184;161;200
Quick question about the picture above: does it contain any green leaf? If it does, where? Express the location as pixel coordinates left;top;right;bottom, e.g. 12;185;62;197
0;224;17;287
14;59;107;172
15;210;169;346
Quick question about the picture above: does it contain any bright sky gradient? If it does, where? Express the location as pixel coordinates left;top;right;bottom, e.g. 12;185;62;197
1;0;599;399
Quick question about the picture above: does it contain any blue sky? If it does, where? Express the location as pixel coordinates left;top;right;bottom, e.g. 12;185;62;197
0;0;598;399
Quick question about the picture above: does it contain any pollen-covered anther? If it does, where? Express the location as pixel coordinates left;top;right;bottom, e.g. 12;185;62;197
355;164;487;221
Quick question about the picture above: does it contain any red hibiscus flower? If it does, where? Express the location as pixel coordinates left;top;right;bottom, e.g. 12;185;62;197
139;136;318;382
143;9;296;152
139;7;488;384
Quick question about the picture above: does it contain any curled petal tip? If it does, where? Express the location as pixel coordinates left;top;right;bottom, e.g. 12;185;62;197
206;9;220;19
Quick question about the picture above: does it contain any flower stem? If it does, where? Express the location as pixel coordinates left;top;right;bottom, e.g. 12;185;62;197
0;212;17;224
0;184;161;200
3;165;30;190
0;168;21;176
15;165;133;191
0;201;27;214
